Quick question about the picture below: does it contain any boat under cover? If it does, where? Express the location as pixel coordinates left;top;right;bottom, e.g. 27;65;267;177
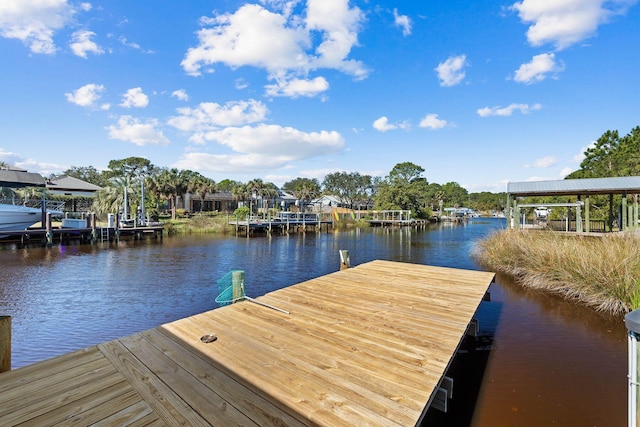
0;203;44;233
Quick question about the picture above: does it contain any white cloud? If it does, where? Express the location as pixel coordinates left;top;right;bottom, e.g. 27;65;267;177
201;124;343;156
182;4;310;76
305;0;367;77
118;36;155;54
70;30;104;58
0;149;66;175
120;87;149;108
510;0;636;50
107;116;169;146
171;89;189;102
393;8;411;36
525;176;554;182
477;103;542;117
167;99;268;133
514;52;564;84
0;149;27;168
435;54;468;87
235;78;249;90
65;83;106;108
560;166;574;177
573;141;597;163
174;152;282;174
265;76;329;97
463;179;510;194
525;155;557;168
0;0;78;54
174;124;344;173
372;116;409;132
181;1;367;98
419;114;449;130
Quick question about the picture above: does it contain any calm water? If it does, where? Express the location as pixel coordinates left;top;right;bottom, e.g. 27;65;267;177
0;218;627;426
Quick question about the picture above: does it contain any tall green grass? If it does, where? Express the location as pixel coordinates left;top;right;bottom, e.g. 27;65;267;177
166;214;234;235
473;229;640;315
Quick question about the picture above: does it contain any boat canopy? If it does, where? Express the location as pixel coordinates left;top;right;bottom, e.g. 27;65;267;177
0;170;45;188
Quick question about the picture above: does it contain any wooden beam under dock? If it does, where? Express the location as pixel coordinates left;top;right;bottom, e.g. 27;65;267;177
0;260;494;426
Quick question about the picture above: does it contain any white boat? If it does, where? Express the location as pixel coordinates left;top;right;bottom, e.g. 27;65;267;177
0;167;64;235
0;203;45;232
534;206;550;219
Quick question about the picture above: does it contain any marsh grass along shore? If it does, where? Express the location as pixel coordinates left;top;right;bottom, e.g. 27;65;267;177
474;229;640;315
162;212;368;235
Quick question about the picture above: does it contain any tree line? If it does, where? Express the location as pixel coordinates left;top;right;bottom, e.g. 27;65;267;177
2;157;508;219
567;126;640;179
516;126;640;221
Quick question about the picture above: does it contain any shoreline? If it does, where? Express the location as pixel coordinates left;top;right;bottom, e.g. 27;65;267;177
473;228;640;316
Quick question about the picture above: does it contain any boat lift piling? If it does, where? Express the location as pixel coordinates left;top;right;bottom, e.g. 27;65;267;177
0;316;10;373
626;309;640;427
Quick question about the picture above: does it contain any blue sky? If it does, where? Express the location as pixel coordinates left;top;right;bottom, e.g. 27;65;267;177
1;0;639;193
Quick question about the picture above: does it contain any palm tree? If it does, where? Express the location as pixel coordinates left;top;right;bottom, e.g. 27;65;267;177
246;178;266;214
262;182;280;214
93;176;129;216
149;168;190;220
295;183;320;212
188;175;217;213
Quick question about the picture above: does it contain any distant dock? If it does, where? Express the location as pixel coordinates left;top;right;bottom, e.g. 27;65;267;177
366;209;428;227
0;260;494;426
230;212;333;235
0;225;164;246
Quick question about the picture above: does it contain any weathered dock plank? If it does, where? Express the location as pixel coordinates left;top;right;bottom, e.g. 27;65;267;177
0;260;494;426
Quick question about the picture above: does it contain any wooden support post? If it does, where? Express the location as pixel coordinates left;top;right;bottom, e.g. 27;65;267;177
339;250;350;270
0;316;10;373
576;205;583;233
231;270;245;303
585;196;590;233
114;213;120;242
609;193;614;231
90;213;98;243
623;194;628;231
633;194;640;230
46;212;53;246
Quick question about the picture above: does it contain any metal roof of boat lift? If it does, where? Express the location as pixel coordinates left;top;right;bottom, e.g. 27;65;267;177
0;170;46;188
507;176;640;197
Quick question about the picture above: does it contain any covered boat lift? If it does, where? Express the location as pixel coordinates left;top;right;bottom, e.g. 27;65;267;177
506;176;640;232
0;168;46;189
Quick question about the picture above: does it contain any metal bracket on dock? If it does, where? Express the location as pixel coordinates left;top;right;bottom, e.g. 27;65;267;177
432;376;454;413
466;318;479;337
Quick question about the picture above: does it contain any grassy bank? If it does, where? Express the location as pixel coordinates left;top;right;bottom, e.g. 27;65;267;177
163;213;235;235
473;229;640;315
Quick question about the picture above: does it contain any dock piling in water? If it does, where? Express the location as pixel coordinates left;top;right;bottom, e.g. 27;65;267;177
0;316;10;372
339;249;350;270
625;309;640;427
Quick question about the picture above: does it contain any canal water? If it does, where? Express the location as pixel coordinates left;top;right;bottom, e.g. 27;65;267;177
0;218;627;426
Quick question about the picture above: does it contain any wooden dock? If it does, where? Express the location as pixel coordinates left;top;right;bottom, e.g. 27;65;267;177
0;225;164;246
229;218;333;235
0;260;494;426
